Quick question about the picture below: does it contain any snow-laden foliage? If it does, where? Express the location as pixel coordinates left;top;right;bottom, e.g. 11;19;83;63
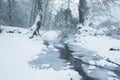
76;0;120;38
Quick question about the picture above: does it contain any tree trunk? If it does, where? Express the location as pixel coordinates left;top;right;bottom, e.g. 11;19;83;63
8;0;12;26
47;0;54;30
78;0;87;25
8;0;15;26
42;0;49;28
29;0;37;27
30;0;43;38
0;0;2;7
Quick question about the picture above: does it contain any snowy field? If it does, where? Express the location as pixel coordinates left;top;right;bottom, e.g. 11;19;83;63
0;26;80;80
0;26;120;80
75;35;120;65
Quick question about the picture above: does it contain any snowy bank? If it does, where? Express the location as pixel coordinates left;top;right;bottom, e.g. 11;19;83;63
0;26;80;80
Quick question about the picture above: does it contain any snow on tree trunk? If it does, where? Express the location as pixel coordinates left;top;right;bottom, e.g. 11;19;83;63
29;0;43;38
29;13;42;38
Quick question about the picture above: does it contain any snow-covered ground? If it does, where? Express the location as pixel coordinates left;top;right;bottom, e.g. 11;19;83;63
66;31;120;80
0;26;120;80
0;26;80;80
75;35;120;65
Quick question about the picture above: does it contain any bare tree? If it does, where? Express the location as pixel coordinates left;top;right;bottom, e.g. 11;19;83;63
78;0;120;26
0;0;2;7
78;0;88;25
29;0;54;38
30;0;43;38
29;0;38;27
39;0;54;30
8;0;15;26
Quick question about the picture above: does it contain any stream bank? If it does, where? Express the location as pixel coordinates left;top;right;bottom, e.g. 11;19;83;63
29;39;120;80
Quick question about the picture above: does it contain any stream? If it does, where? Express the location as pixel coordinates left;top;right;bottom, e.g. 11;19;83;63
29;40;120;80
